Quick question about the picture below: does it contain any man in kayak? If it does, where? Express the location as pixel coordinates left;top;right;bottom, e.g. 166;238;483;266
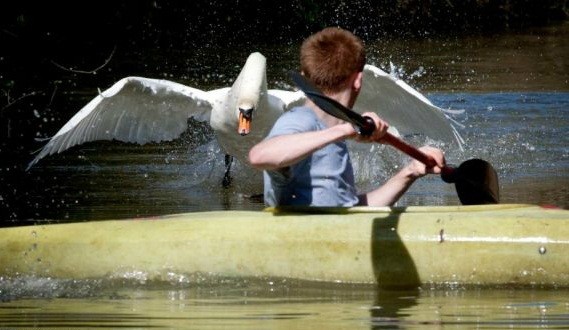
248;27;445;206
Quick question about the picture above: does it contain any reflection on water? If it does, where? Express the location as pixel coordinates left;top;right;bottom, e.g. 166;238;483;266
1;277;568;329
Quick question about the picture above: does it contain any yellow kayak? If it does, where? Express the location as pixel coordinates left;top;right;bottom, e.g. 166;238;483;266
1;204;567;288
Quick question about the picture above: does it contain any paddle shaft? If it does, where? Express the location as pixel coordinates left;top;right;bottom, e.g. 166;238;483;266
382;133;436;167
361;115;454;177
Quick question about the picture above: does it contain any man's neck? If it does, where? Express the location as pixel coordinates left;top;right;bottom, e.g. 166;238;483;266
305;99;346;128
309;87;355;128
328;88;354;108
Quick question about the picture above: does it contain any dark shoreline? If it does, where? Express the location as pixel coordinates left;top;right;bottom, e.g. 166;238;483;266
1;1;567;48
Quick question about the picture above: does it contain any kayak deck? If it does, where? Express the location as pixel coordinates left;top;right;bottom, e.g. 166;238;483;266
1;204;567;288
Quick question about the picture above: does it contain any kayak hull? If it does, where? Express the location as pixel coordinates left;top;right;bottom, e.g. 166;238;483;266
1;204;567;288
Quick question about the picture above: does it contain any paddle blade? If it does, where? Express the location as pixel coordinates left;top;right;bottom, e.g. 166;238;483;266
451;159;500;205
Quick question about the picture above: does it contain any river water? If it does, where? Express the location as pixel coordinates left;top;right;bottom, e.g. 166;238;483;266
0;22;568;328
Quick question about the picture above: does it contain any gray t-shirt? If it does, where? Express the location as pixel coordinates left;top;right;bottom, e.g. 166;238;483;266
263;106;359;206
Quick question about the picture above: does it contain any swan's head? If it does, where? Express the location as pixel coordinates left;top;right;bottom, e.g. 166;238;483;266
238;103;254;136
232;52;267;137
208;52;267;138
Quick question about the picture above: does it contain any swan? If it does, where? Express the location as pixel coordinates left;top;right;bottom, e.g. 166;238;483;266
26;52;305;185
27;52;462;187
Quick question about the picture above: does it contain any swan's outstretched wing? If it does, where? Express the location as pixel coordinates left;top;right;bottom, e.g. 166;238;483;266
267;89;306;112
28;77;213;169
355;65;463;147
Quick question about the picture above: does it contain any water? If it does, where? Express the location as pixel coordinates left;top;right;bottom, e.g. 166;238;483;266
1;278;568;328
0;21;568;328
5;91;566;222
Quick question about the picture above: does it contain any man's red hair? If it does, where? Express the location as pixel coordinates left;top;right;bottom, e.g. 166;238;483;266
300;27;366;93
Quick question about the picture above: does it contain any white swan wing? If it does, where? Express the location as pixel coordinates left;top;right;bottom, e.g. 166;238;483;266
28;76;212;169
267;89;306;112
355;64;463;147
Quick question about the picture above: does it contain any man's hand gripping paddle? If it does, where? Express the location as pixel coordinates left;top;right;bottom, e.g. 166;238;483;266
290;72;499;205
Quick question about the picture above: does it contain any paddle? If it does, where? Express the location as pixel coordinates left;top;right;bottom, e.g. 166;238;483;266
290;71;499;205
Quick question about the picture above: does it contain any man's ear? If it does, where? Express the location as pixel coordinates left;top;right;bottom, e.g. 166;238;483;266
353;71;363;92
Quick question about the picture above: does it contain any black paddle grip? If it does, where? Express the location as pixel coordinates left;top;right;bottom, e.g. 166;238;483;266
359;116;376;136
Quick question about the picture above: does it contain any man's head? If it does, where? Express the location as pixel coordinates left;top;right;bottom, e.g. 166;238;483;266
300;27;366;94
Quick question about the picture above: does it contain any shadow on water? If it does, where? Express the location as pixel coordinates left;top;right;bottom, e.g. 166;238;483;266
368;211;422;329
371;289;421;329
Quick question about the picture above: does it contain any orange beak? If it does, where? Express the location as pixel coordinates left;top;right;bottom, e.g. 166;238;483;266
238;112;251;136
